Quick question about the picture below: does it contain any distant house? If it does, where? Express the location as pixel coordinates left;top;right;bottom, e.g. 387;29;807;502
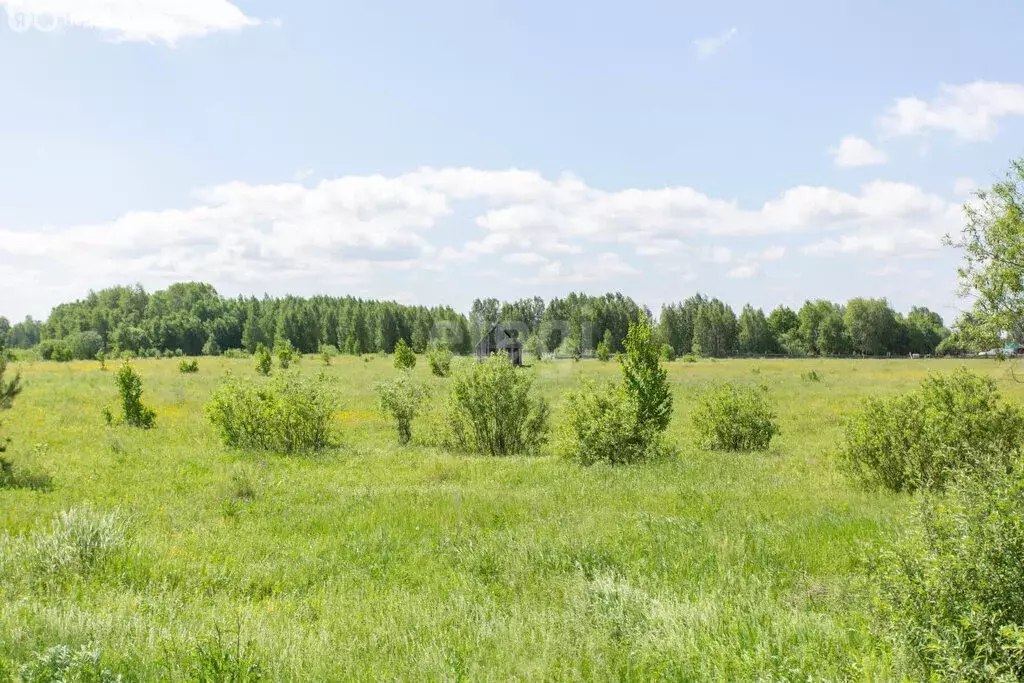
475;324;523;366
1005;342;1024;356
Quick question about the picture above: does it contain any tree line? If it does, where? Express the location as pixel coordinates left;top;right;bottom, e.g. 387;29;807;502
0;281;956;360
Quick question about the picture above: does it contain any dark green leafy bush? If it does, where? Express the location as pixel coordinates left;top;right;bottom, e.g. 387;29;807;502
692;382;779;451
275;338;295;369
377;373;427;444
393;338;416;370
203;338;222;356
875;462;1024;680
660;343;675;362
254;344;272;376
70;331;104;361
838;369;1024;492
206;372;336;454
557;381;666;465
445;354;549;456
178;359;199;374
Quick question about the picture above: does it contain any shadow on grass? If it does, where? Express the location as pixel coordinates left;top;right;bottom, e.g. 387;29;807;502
0;456;54;492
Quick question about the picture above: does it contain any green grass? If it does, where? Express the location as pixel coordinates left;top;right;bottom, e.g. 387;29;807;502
0;356;1018;680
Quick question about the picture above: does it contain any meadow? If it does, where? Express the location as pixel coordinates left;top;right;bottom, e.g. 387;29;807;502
0;355;1015;680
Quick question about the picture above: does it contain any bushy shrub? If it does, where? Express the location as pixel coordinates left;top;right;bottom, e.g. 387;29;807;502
223;348;248;359
377;373;427;444
69;331;104;361
426;341;453;377
875;462;1024;680
595;341;611;362
275;338;295;369
206;372;336;454
179;359;199;374
621;319;673;433
19;642;119;683
0;352;21;455
681;354;698;363
802;369;822;382
183;627;264;682
445;354;549;456
108;362;156;429
692;382;779;451
254;344;272;376
202;338;222;356
30;507;129;577
393;338;416;370
319;344;335;366
558;382;666;465
38;339;73;362
660;343;675;362
838;369;1024;492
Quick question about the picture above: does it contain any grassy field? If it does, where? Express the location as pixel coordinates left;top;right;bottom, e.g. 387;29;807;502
0;355;1017;680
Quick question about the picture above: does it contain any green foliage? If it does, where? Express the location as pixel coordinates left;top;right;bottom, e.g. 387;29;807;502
680;354;698;363
692;383;779;451
426;340;453;377
275;337;295;370
318;344;335;366
621;319;673;433
659;343;675;362
0;352;22;455
39;338;73;362
737;305;775;355
0;456;52;492
254;343;272;376
838;369;1024;492
19;643;119;683
557;381;665;465
183;626;264;682
802;369;822;382
69;330;104;361
178;359;199;374
109;362;155;429
596;330;613;362
692;298;738;358
30;507;129;577
377;373;427;444
206;372;336;454
445;354;549;456
203;337;222;357
875;462;1024;680
393;338;416;370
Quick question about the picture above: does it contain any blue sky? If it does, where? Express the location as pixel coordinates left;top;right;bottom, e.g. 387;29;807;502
2;0;1023;325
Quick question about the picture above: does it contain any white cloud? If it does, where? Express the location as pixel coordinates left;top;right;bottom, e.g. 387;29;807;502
694;27;737;60
830;136;888;167
726;265;758;279
1;0;260;44
878;81;1024;141
953;177;977;197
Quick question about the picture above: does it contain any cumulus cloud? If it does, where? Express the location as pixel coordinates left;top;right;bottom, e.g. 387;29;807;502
0;0;260;44
953;177;977;197
694;27;737;60
0;166;966;305
726;265;758;280
878;81;1024;141
831;136;888;167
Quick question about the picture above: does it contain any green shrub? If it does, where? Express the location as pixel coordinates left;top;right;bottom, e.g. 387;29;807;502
0;457;52;491
875;462;1024;680
319;344;334;366
203;338;222;356
660;343;676;362
692;382;779;451
70;331;104;361
206;372;336;454
557;381;665;465
19;642;119;683
275;338;295;370
223;348;248;359
30;507;129;577
838;369;1024;492
254;344;272;376
681;354;698;363
183;626;264;682
393;338;416;370
621;319;673;433
38;339;72;362
802;369;822;382
426;341;453;377
445;354;549;456
108;362;156;429
377;373;427;444
178;359;199;374
0;353;21;455
595;341;611;362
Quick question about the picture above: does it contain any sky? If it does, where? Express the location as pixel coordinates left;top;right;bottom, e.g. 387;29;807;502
1;0;1023;325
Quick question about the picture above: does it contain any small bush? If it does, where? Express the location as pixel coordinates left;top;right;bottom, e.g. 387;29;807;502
681;354;698;363
621;319;673;433
838;369;1024;492
254;344;272;376
0;353;22;455
30;507;129;577
19;643;119;683
692;382;779;451
377;373;427;444
179;359;199;374
319;344;334;367
875;462;1024;680
203;338;222;357
108;362;156;429
184;627;264;682
596;341;611;362
426;341;453;377
38;339;72;362
223;348;248;359
275;338;295;370
558;382;666;465
802;369;822;382
659;343;675;362
69;331;104;361
206;372;336;454
445;354;549;456
393;338;416;370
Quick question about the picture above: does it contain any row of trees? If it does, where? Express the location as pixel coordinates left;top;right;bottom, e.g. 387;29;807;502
1;282;954;360
658;295;951;358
